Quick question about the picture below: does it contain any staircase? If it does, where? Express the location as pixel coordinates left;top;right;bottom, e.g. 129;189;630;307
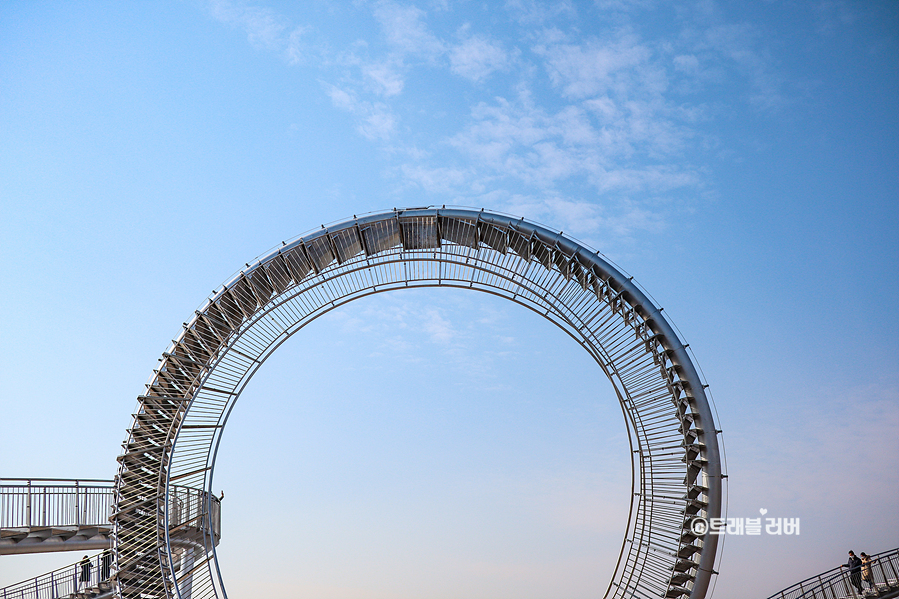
0;552;115;599
767;547;899;599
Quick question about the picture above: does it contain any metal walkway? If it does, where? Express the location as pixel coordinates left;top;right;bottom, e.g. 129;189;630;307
1;480;114;555
1;480;221;599
767;547;899;599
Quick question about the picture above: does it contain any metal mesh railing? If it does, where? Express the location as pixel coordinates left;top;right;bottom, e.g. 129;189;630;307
168;486;222;542
0;484;219;599
0;551;114;599
767;547;899;599
0;479;218;537
0;479;114;529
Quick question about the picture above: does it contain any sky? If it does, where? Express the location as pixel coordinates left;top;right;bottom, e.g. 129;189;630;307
0;1;897;597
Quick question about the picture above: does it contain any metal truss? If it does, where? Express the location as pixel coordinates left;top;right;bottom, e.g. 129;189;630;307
113;207;723;599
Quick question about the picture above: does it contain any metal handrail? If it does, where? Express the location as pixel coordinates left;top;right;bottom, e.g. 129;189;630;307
0;479;114;529
0;479;219;535
0;485;221;599
0;551;114;599
767;547;899;599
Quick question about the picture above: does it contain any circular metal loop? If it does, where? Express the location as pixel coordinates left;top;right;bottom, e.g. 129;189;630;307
113;208;722;599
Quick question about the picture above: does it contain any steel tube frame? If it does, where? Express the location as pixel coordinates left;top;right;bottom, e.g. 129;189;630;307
112;207;723;599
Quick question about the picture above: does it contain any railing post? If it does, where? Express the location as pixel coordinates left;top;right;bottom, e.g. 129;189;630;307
74;480;80;527
886;551;899;582
25;480;31;528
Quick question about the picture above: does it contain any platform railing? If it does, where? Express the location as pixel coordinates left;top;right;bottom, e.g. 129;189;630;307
767;547;899;599
0;551;114;599
168;486;222;542
0;480;219;539
0;484;221;598
0;479;114;529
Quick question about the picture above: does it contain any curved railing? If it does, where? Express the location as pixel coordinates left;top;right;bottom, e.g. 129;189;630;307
0;551;114;599
766;547;899;599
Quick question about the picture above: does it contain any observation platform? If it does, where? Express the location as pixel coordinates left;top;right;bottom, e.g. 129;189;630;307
1;478;221;598
0;479;113;555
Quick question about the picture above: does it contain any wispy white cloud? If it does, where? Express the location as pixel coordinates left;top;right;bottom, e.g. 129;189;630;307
362;60;405;96
449;32;512;82
208;0;286;49
504;0;576;25
700;23;782;109
446;90;697;194
673;53;700;75
207;0;325;65
535;32;655;99
204;0;784;241
669;4;784;111
324;83;397;140
422;308;454;343
811;0;859;35
373;1;445;59
593;0;654;10
399;163;472;193
285;26;312;65
501;194;666;239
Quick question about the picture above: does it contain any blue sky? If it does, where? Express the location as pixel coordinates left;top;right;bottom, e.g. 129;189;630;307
1;1;897;597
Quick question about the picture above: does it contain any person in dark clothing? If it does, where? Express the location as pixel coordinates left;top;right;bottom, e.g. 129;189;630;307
101;550;112;581
841;551;863;595
79;555;92;589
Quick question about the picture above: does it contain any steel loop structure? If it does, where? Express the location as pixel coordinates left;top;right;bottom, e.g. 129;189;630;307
113;207;723;599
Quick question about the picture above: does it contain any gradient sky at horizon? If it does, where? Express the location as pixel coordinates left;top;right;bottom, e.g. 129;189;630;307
1;1;897;598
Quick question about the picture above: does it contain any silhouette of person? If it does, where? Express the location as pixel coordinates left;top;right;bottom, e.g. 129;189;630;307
841;551;863;595
101;549;112;580
79;555;92;589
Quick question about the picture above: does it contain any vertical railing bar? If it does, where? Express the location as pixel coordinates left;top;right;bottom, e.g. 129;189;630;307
25;481;31;528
